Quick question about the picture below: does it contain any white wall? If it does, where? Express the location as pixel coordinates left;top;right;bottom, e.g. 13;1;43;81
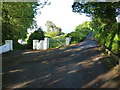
0;40;13;54
33;38;49;50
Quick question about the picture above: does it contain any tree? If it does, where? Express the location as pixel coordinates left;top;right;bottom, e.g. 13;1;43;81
66;21;91;43
72;2;119;24
2;1;50;43
45;20;62;37
72;1;120;55
27;28;45;47
2;2;37;43
45;20;56;32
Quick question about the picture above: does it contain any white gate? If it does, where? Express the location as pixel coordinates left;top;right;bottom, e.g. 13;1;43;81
33;37;71;50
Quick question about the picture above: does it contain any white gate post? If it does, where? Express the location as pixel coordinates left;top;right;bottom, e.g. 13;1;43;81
33;40;39;50
5;40;13;50
36;41;40;50
47;38;49;49
40;40;44;50
66;37;71;45
43;38;49;50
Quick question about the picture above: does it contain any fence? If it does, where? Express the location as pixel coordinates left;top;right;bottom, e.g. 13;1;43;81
49;37;66;48
33;37;71;50
0;40;13;54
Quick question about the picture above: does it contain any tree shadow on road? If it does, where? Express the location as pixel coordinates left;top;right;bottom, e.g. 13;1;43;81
2;43;120;88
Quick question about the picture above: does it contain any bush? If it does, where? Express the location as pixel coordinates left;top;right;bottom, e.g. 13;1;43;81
66;21;92;44
45;31;64;38
45;31;60;38
13;42;28;50
93;23;120;55
27;28;45;48
67;31;89;44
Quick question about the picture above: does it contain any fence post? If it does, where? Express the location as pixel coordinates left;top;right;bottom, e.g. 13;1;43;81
40;40;44;50
66;37;71;45
36;41;40;50
5;40;13;50
43;38;49;50
33;40;39;50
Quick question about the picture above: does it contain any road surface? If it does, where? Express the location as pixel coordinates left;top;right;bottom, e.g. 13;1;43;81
2;34;120;88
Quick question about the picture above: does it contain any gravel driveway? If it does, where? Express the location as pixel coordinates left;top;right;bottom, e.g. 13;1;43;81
2;34;120;88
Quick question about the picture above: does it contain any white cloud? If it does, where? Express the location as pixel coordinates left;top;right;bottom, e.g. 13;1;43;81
35;0;91;33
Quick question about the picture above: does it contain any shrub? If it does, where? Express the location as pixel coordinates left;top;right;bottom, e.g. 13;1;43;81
93;23;120;55
27;28;45;48
66;21;92;44
66;30;90;44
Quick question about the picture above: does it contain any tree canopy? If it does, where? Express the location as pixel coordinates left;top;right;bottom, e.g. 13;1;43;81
72;2;119;24
45;20;63;37
72;1;120;55
45;20;62;32
2;2;37;42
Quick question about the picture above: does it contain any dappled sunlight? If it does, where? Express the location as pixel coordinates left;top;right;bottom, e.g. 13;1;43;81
67;69;79;74
2;69;24;75
56;52;104;75
8;80;35;88
64;48;83;53
38;54;50;58
82;74;105;88
57;65;68;72
22;50;40;55
2;0;119;88
102;65;120;82
41;61;49;64
37;74;52;80
7;73;52;88
33;58;39;61
63;49;73;52
56;63;78;72
48;78;63;85
70;54;76;57
3;32;119;88
56;58;72;63
76;55;103;68
8;69;24;73
58;67;67;72
101;80;120;88
82;64;120;88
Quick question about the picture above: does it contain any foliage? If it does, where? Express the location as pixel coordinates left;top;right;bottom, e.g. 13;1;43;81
72;1;120;56
45;31;64;38
2;2;37;42
45;20;63;37
72;2;119;24
13;42;28;50
93;23;120;55
66;21;92;44
45;20;56;32
27;28;45;47
49;35;66;48
45;31;60;38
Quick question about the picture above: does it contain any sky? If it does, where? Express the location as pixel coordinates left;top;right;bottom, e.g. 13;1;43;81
35;0;91;33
